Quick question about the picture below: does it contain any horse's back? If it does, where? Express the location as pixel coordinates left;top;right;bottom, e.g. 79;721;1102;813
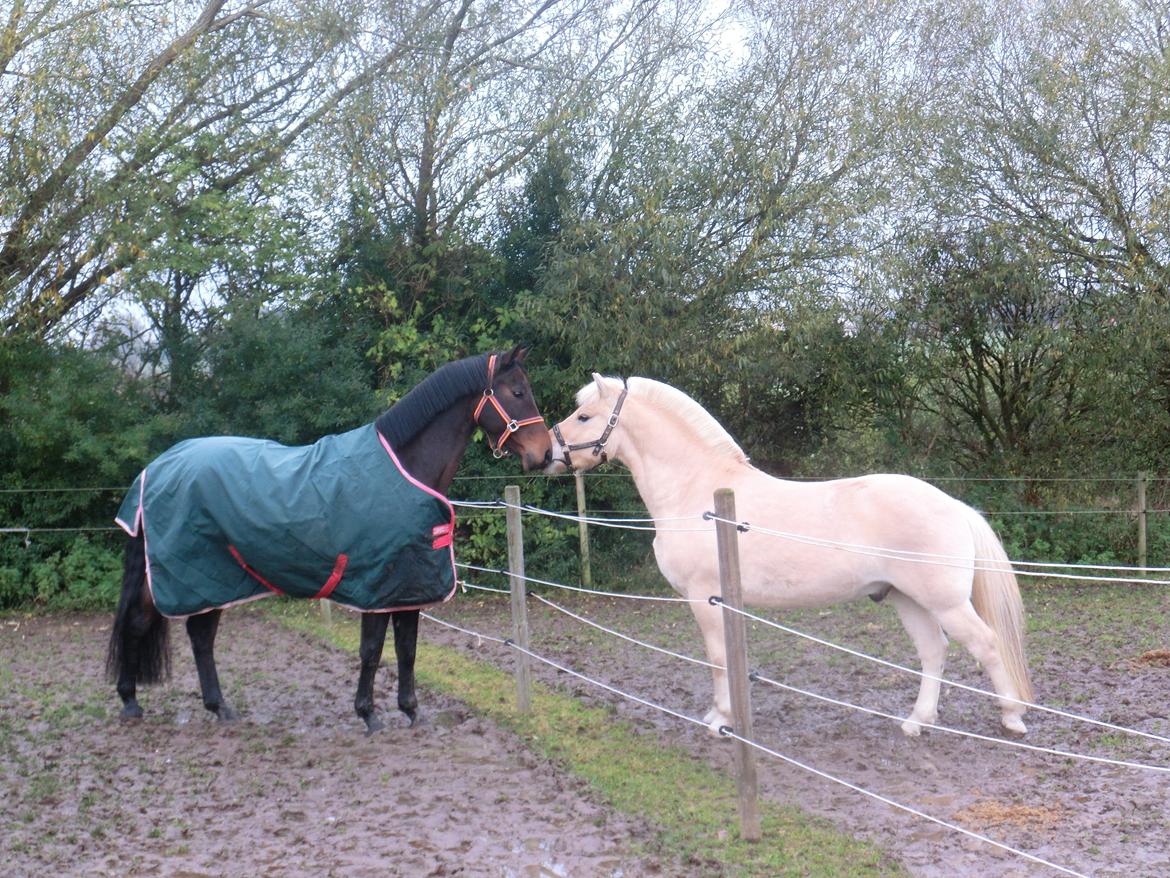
658;467;978;608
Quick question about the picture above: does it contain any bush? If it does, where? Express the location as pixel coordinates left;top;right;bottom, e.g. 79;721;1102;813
0;534;123;612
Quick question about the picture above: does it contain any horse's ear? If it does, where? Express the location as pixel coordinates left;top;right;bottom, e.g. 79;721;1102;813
592;372;610;397
505;344;530;367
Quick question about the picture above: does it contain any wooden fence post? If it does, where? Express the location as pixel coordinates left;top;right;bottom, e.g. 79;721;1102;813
1137;472;1148;571
505;484;532;713
712;488;761;842
575;470;592;587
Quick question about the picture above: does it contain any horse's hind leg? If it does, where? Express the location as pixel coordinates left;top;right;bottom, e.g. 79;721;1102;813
391;610;420;725
107;532;170;719
935;602;1027;735
889;591;948;737
354;612;391;733
186;609;238;721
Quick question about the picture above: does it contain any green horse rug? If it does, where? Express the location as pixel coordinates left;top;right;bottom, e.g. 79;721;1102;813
115;424;455;618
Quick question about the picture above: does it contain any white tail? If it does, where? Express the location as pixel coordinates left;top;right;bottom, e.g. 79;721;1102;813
968;511;1033;702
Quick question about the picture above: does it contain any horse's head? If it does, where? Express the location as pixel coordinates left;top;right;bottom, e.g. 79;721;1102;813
544;373;629;474
475;345;553;471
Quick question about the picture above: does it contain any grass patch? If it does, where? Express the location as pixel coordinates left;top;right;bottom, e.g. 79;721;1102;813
1024;582;1170;660
272;601;905;877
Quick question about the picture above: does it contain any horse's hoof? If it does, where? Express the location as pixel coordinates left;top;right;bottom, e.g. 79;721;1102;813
120;703;144;720
364;715;385;735
900;719;923;737
1001;715;1027;736
216;705;239;723
705;711;732;738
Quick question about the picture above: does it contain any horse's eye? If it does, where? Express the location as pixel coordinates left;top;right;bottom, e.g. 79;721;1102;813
577;414;591;422
512;388;525;399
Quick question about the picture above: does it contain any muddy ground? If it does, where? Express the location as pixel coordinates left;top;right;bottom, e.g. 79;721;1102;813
427;580;1170;878
2;579;1169;878
0;610;676;878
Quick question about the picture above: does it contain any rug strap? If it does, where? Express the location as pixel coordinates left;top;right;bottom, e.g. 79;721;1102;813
313;554;349;601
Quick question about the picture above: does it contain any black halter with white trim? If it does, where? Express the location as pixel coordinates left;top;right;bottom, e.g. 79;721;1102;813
552;379;628;471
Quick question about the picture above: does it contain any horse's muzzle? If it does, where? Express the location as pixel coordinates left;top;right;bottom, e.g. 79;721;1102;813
542;449;570;475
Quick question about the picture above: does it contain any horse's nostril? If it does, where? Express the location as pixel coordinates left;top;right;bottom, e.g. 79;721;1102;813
543;448;553;466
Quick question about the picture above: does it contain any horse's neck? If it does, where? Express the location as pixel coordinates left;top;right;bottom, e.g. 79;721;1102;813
618;410;743;520
392;398;478;493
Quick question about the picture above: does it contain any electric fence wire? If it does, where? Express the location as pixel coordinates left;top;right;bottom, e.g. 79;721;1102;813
456;537;1170;747
526;590;1170;774
419;609;1092;878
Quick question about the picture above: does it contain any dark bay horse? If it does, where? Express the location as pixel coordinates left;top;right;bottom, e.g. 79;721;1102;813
107;347;551;731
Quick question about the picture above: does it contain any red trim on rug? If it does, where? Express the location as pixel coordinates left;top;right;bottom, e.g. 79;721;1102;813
313;554;348;600
228;544;285;595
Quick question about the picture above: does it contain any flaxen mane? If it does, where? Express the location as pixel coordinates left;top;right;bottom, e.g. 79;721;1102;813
582;376;749;464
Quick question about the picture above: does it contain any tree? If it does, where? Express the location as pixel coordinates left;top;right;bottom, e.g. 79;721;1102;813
176;300;379;443
920;0;1170;296
517;0;917;462
0;0;445;338
885;231;1131;474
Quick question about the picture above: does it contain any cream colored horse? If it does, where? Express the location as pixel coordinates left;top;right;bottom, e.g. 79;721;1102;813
545;374;1033;737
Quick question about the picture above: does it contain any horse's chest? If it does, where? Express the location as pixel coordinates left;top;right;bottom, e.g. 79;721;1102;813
652;532;715;590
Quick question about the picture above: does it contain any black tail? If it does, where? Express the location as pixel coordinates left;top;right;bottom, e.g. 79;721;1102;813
105;531;170;684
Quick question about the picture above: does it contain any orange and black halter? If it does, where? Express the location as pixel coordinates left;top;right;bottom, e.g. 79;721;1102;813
472;353;546;458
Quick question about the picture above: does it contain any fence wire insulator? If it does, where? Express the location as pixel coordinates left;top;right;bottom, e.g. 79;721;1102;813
708;595;723;606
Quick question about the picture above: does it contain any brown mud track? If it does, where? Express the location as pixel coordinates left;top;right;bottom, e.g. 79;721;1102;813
427;582;1170;878
0;609;673;878
4;581;1170;878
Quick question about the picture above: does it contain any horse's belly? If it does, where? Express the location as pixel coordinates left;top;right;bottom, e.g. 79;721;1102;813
654;534;867;608
733;539;881;609
741;569;867;609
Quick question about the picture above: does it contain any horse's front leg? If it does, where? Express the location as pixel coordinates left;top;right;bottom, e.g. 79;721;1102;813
186;609;238;721
355;612;391;733
688;598;732;736
392;610;421;725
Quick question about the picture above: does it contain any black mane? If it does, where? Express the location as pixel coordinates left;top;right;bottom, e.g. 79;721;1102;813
375;353;491;449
